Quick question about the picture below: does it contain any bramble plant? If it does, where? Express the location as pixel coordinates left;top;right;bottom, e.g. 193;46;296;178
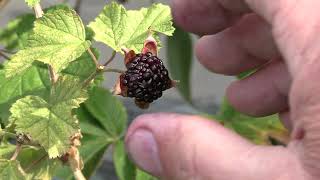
0;0;290;180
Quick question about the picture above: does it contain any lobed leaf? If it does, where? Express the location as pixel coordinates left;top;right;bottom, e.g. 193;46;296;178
88;2;175;52
9;76;87;158
0;48;99;124
5;6;91;78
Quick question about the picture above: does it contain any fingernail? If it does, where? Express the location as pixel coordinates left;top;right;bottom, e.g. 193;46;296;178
126;129;162;176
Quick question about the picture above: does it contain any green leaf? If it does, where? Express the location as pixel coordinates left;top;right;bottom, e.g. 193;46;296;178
167;26;193;103
0;65;50;124
61;48;98;81
0;14;35;50
18;146;59;180
9;76;87;158
25;0;40;7
5;6;91;78
0;48;99;124
85;87;127;139
113;140;136;180
88;2;175;52
0;144;16;159
0;159;26;180
217;99;289;145
55;105;113;179
136;169;158;180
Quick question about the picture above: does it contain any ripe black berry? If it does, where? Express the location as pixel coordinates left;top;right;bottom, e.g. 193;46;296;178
120;52;171;104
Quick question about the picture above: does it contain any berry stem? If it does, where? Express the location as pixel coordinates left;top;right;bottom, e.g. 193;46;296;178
33;3;59;84
0;50;10;60
10;144;21;161
104;68;125;74
87;48;100;69
25;154;47;172
0;48;15;54
103;50;116;67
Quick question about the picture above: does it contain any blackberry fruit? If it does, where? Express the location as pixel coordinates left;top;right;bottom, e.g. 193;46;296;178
120;52;172;104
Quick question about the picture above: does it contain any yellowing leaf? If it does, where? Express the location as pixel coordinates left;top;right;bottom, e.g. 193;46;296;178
9;77;87;158
5;7;91;78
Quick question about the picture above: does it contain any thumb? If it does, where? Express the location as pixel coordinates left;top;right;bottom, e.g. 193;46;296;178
125;113;305;180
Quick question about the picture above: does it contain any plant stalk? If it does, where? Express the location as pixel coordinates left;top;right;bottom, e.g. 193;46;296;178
10;144;21;160
87;48;101;69
104;68;125;74
0;51;10;60
25;154;47;172
103;50;116;67
69;146;86;180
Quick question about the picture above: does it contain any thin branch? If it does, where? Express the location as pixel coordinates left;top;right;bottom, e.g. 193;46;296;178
104;68;125;74
0;49;15;54
48;66;59;84
0;51;10;60
73;169;86;180
33;3;44;18
25;154;47;172
74;0;82;14
10;144;22;160
33;3;59;84
82;70;99;89
87;48;100;69
69;146;86;180
103;50;116;67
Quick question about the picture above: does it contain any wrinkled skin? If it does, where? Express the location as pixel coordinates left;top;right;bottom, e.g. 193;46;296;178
125;0;320;179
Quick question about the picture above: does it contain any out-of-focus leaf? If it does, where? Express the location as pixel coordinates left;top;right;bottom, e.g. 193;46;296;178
217;99;289;145
0;14;35;50
0;159;26;180
166;26;193;102
113;140;136;180
136;169;158;180
85;87;127;139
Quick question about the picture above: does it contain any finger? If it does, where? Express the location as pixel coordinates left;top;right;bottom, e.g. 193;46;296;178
279;110;292;131
226;60;291;116
125;113;305;180
171;0;290;35
290;65;320;177
195;14;279;75
171;0;249;35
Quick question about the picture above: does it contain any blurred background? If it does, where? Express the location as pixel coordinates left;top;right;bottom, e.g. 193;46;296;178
0;0;234;179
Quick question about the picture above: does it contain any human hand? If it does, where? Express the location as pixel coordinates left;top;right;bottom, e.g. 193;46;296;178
125;0;320;179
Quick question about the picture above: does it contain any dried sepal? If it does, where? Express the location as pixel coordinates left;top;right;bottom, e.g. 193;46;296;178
142;34;158;56
122;47;136;65
170;80;179;88
112;75;127;96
